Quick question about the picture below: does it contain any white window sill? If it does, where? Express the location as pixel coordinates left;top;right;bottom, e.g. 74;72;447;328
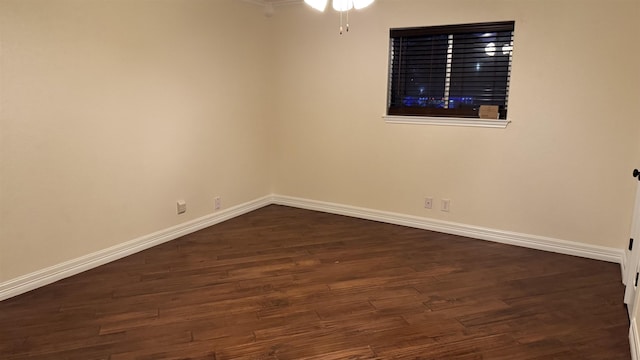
383;115;510;128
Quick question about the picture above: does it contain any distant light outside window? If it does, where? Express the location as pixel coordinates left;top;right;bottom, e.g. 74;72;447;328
387;21;515;120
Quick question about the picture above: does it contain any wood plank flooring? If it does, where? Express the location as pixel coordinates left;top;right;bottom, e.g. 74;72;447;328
0;205;630;359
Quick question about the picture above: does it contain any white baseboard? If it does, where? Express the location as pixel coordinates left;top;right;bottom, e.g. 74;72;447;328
0;195;272;301
631;319;639;360
0;194;625;301
272;195;624;264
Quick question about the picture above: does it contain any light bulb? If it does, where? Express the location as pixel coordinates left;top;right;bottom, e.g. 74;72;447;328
304;0;328;12
352;0;374;9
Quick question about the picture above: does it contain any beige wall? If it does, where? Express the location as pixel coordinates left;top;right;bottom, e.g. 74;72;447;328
0;0;274;281
1;0;639;284
272;0;640;249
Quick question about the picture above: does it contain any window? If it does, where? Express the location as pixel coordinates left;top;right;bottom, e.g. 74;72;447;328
387;21;514;124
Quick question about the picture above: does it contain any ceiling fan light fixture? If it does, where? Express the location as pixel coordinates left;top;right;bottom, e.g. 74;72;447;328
303;0;375;34
332;0;353;12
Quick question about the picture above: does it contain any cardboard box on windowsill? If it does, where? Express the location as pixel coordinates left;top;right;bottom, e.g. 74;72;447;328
479;105;499;119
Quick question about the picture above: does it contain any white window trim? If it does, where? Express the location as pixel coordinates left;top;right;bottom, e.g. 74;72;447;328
383;115;510;128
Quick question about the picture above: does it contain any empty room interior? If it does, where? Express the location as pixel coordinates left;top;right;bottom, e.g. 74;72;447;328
2;0;640;358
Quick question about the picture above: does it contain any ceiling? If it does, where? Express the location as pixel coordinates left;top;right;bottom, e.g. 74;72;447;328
242;0;303;16
242;0;302;8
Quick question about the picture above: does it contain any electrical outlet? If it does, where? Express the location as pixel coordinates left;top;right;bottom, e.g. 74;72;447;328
177;200;186;214
441;199;450;212
214;196;221;210
424;197;433;209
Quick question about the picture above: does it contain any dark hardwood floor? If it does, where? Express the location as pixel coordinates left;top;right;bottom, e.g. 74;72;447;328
0;205;630;359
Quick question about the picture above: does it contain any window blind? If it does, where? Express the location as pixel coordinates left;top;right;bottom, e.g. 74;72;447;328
388;21;515;119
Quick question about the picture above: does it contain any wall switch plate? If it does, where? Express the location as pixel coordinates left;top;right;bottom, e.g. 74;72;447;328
177;200;187;214
441;199;450;212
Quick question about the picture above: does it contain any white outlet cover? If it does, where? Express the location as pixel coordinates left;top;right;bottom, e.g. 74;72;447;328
177;200;187;214
424;198;433;209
